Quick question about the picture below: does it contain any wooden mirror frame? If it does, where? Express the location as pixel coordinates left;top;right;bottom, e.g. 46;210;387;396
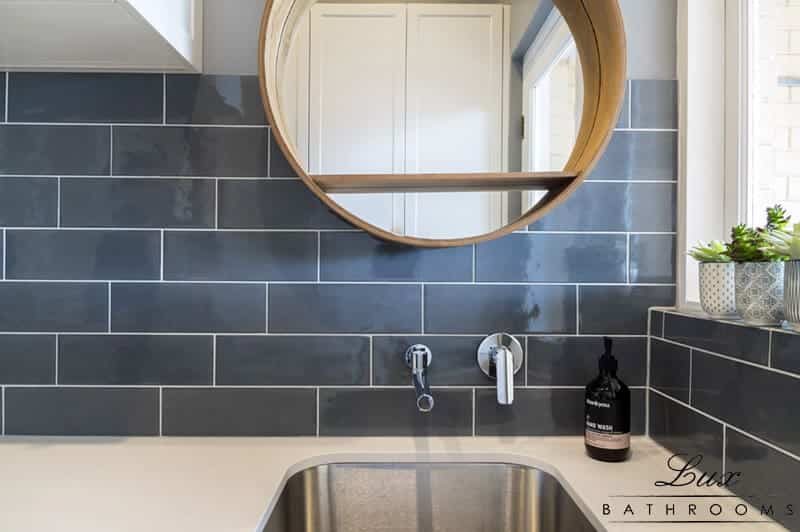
258;0;627;247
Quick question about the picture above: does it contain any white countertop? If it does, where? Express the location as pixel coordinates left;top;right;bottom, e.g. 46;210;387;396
0;436;785;531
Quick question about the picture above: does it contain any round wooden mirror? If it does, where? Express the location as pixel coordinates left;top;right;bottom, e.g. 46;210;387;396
259;0;626;247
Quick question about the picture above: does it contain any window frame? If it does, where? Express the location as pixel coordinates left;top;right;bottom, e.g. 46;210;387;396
677;0;755;311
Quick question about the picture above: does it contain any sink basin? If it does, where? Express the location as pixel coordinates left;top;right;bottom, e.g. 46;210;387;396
261;462;599;532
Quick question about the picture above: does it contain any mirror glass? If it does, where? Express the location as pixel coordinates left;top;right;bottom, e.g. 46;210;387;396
273;0;582;239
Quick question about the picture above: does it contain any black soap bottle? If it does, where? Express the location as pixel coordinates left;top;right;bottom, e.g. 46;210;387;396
585;337;631;462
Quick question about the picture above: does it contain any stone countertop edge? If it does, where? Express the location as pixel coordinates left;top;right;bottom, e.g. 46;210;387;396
0;436;784;532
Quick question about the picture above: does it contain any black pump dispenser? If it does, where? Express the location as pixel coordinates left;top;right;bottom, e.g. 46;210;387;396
585;337;631;462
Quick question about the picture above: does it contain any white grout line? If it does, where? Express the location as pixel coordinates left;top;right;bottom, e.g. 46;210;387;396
471;388;476;437
158;387;163;436
0;278;677;287
315;387;320;437
107;283;112;332
264;283;269;334
109;126;113;176
722;424;727;476
54;335;59;385
316;232;321;282
162;74;167;125
212;334;217;386
56;178;61;227
653;335;800;381
420;284;425;334
3;72;8;122
160;231;165;281
645;313;651;436
688;348;693;404
661;311;666;336
1;229;5;280
4;121;269;129
1;386;4;435
214;179;219;229
368;336;373;387
651;387;800;465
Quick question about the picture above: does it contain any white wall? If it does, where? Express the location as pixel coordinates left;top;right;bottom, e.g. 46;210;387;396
203;0;677;78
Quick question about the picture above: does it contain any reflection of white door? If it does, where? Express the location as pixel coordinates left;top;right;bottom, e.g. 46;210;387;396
299;3;506;238
404;4;505;238
309;4;407;233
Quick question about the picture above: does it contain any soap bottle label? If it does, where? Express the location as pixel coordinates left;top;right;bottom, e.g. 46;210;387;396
585;398;630;450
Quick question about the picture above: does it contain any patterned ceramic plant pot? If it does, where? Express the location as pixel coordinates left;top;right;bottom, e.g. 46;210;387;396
698;262;737;319
784;260;800;332
734;261;785;326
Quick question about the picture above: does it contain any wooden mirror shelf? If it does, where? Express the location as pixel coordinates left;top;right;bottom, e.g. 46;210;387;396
259;0;626;247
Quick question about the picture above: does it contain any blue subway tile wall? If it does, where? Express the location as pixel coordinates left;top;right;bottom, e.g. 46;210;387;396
648;311;800;531
0;73;676;436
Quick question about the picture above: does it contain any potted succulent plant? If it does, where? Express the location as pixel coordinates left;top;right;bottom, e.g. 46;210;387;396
688;241;736;319
728;205;790;326
763;223;800;331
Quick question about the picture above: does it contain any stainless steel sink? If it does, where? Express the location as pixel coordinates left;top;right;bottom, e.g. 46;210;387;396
261;463;599;532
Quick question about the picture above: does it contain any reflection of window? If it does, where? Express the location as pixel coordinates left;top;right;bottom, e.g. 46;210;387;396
521;9;582;208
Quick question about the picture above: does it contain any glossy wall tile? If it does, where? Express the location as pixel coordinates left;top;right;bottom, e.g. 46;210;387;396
0;74;677;436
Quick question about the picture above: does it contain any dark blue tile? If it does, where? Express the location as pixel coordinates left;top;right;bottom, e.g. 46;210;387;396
616;81;630;128
318;388;472;436
664;313;769;365
631;80;678;129
476;389;646;436
162;388;316;436
164;231;317;281
529;182;676;232
649;392;723;473
320;232;472;282
0;335;56;384
579;286;675;334
528;336;646;386
268;284;421;333
112;126;267;177
588;131;677;180
726;430;799;530
61;178;215;228
111;283;266;333
6;230;160;280
8;73;162;123
269;134;298;177
630;234;676;283
0;177;58;227
650;338;690;401
0;282;107;332
476;233;627;282
373;335;523;386
769;330;800;375
58;335;213;385
218;179;348;229
5;387;158;436
0;125;110;175
692;351;800;457
425;285;576;334
216;335;369;385
166;75;267;125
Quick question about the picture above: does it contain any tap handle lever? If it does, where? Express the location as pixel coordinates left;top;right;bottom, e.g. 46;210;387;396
405;344;434;413
478;333;523;406
493;346;515;405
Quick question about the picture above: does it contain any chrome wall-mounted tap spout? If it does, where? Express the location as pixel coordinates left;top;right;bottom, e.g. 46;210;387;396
405;344;434;412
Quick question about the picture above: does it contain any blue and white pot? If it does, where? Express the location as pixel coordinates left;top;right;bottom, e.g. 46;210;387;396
698;262;737;319
734;262;785;326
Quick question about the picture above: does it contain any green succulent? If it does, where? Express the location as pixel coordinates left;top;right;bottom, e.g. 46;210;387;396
762;223;800;260
688;240;731;263
728;204;791;263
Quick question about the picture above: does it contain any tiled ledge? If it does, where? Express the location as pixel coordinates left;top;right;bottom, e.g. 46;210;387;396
648;306;800;376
